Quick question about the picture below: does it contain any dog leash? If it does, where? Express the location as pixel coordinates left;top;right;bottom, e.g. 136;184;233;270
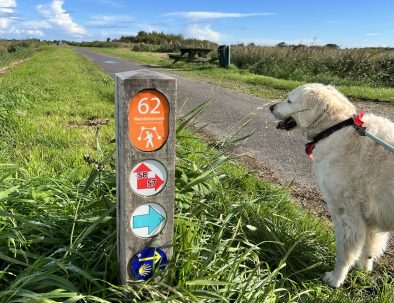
305;108;394;160
353;109;394;153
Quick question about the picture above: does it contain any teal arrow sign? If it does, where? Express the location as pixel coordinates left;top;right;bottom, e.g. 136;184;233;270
133;206;165;235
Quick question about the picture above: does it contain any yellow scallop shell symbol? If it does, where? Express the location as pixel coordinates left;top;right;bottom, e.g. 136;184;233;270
138;263;152;277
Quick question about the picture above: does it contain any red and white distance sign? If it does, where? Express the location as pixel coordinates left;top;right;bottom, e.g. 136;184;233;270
130;160;167;196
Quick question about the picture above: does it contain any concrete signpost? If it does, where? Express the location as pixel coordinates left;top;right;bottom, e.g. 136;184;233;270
115;69;176;284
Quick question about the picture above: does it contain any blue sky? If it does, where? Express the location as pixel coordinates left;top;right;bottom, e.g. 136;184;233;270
1;0;394;47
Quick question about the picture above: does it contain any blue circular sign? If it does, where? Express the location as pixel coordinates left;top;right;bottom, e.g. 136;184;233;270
131;247;168;280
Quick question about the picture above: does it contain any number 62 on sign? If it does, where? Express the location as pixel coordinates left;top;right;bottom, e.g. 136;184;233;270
128;90;169;152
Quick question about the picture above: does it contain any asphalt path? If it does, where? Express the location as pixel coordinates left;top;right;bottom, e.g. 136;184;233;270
74;47;318;192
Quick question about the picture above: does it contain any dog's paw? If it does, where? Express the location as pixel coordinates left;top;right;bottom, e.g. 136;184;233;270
356;258;373;272
322;271;343;288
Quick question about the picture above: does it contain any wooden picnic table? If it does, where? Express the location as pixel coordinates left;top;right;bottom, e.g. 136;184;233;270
168;47;214;63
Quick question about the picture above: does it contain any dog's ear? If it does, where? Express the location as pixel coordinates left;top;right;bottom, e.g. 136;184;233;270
297;91;328;128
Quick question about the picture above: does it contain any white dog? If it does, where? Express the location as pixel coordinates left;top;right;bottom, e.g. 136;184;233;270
270;83;394;287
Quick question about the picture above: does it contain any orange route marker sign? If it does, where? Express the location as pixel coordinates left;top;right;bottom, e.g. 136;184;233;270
128;90;169;152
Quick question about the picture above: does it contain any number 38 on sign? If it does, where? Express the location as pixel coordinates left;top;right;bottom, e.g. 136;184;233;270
128;90;169;152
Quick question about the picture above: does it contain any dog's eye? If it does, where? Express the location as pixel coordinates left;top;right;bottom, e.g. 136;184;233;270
287;99;292;104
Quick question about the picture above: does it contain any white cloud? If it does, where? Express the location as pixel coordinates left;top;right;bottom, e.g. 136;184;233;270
187;24;222;42
0;17;10;29
87;15;135;27
8;27;44;36
99;0;123;8
0;0;16;30
166;11;275;43
23;19;51;29
0;21;45;38
37;0;86;36
168;11;275;21
0;0;45;38
0;0;17;14
0;0;86;39
26;29;45;36
365;33;381;36
88;15;121;26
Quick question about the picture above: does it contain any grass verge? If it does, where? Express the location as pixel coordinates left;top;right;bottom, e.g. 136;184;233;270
0;45;114;182
87;47;394;103
1;45;394;302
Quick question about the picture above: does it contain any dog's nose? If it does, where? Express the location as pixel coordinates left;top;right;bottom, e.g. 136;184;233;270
269;104;276;112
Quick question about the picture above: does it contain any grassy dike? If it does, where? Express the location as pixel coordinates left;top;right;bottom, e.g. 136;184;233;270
1;45;394;302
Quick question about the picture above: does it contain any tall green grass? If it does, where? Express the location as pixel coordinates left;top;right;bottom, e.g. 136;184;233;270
0;125;333;302
0;40;39;68
2;119;394;302
1;45;394;302
231;45;394;88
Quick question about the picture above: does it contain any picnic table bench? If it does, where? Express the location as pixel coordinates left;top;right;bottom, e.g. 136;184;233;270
168;47;215;63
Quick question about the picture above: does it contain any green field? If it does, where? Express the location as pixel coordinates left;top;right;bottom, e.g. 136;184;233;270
87;46;394;103
1;45;394;302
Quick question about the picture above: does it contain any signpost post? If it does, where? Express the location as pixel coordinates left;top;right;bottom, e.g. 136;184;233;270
115;69;176;284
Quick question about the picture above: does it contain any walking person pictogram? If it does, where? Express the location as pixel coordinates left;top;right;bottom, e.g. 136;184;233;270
144;130;154;148
137;126;162;149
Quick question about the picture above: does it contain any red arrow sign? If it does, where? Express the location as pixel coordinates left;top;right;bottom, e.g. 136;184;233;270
133;163;164;191
137;174;164;191
133;163;151;173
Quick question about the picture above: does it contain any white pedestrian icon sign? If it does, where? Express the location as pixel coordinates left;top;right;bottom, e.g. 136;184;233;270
138;126;162;148
144;131;153;148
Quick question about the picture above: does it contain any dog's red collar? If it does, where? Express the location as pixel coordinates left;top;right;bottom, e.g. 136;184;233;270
354;110;364;127
305;109;365;160
305;142;316;160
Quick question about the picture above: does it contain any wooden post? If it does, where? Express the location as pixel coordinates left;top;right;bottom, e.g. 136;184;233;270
115;69;176;285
